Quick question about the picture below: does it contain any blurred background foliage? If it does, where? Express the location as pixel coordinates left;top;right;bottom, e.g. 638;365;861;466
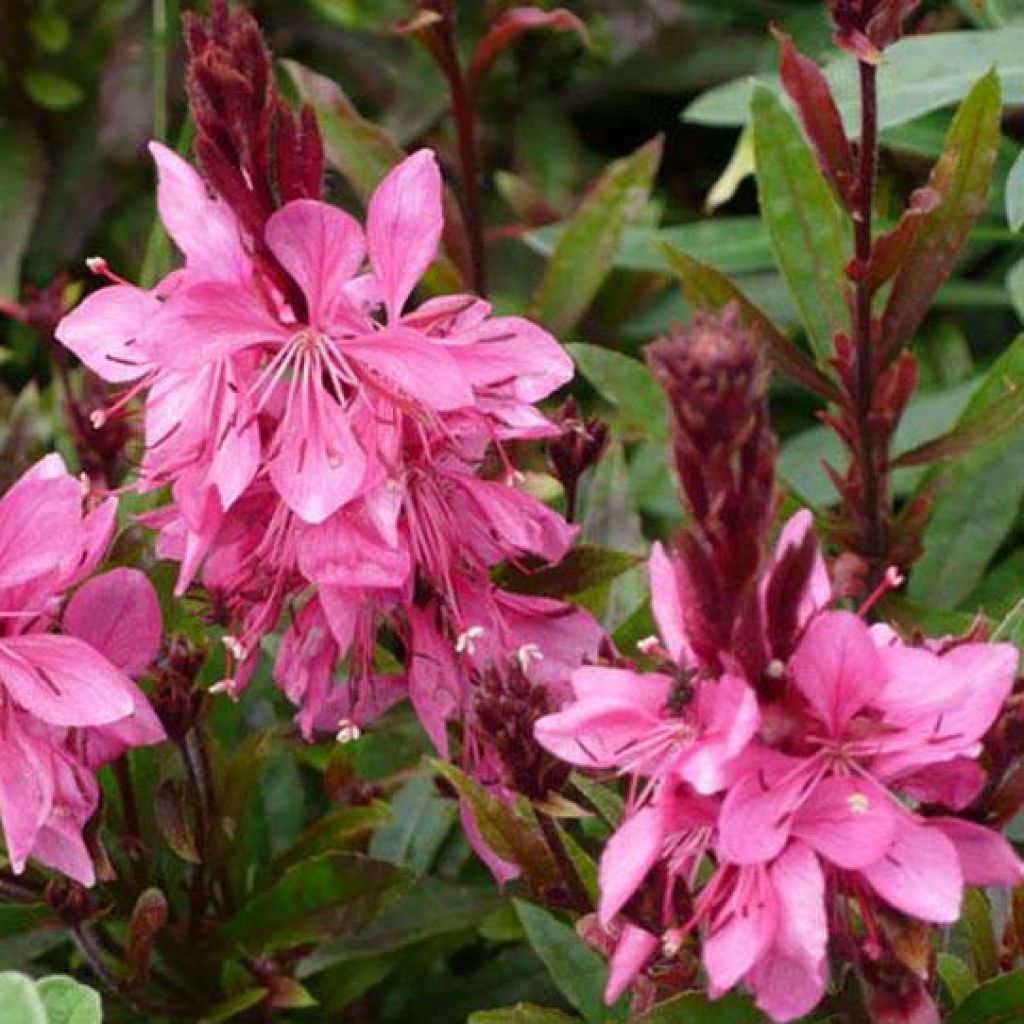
2;1;1024;1021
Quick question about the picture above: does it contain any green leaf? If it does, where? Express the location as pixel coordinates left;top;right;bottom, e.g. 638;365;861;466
750;85;849;361
0;124;45;299
684;27;1024;133
527;217;773;276
470;1006;582;1024
22;70;83;110
946;969;1024;1024
634;990;764;1023
1008;259;1024;323
567;343;667;440
659;244;839;400
495;546;644;602
282;61;403;202
273;801;392;875
1008;148;1024;231
198;988;269;1024
514;901;620;1024
531;137;663;335
911;335;1024;608
0;973;47;1024
220;852;412;953
881;70;1002;356
34;976;102;1024
368;776;456;873
938;952;976;1007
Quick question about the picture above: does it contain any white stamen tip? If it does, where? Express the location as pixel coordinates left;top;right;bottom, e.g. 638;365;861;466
89;409;108;429
77;473;91;499
847;792;870;815
209;679;239;701
455;625;485;655
662;929;683;957
85;256;107;275
515;643;544;672
884;566;905;588
637;635;661;656
222;635;248;661
336;719;362;744
766;658;786;679
506;470;526;485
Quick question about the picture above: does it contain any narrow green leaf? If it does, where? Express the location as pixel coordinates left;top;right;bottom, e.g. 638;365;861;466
566;343;667;440
34;976;102;1024
272;801;392;876
0;973;47;1024
659;244;839;400
881;69;1002;356
1004;145;1023;231
946;969;1024;1024
910;334;1024;608
198;988;268;1024
634;990;763;1023
495;545;644;602
470;1006;582;1024
22;70;83;110
937;953;976;1007
514;901;620;1023
750;85;849;360
531;137;663;335
221;853;412;952
0;124;45;299
684;27;1024;134
368;776;456;873
1008;258;1024;323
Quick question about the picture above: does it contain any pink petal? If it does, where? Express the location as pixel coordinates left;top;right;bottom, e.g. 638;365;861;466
0;723;54;874
367;150;443;321
792;774;898;869
401;293;491;335
896;759;985;810
649;542;693;666
789;610;886;734
876;644;965;719
930;818;1024;886
269;392;367;524
599;803;665;924
141;281;286;370
345;327;475;411
407;608;462;757
0;634;135;727
63;568;162;678
54;285;157;382
297;514;410;590
704;865;777;993
0;464;82;589
149;141;246;279
265;200;366;327
680;673;759;794
605;925;659;1004
863;817;963;923
717;756;816;865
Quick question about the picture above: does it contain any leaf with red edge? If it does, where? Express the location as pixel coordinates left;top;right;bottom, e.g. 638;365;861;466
469;8;589;96
881;69;1001;359
773;27;855;205
863;187;941;295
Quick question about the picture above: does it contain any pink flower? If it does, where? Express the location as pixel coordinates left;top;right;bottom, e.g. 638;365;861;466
0;457;165;884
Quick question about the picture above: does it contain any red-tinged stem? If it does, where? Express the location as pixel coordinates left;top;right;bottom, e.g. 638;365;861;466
430;11;488;296
536;810;591;914
851;59;886;570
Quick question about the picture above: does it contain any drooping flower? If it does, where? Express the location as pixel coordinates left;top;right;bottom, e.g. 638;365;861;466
0;457;165;884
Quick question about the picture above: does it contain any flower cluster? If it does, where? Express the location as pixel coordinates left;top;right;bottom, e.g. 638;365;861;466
55;4;599;856
535;311;1022;1022
0;457;164;885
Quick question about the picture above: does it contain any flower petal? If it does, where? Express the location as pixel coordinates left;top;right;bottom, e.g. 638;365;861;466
605;925;659;1004
0;723;53;874
930;817;1024;886
367;149;443;320
599;802;665;924
704;865;777;993
649;542;694;666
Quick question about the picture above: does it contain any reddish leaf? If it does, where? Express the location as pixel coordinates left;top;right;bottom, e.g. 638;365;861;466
773;27;855;205
469;8;589;96
863;187;941;295
880;69;1001;360
126;888;169;987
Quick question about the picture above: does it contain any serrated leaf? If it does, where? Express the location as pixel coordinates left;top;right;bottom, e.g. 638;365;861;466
34;976;102;1024
220;853;412;953
910;334;1024;608
881;70;1002;357
750;85;849;360
684;27;1024;134
946;969;1024;1024
659;244;839;400
531;137;662;335
514;901;621;1023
